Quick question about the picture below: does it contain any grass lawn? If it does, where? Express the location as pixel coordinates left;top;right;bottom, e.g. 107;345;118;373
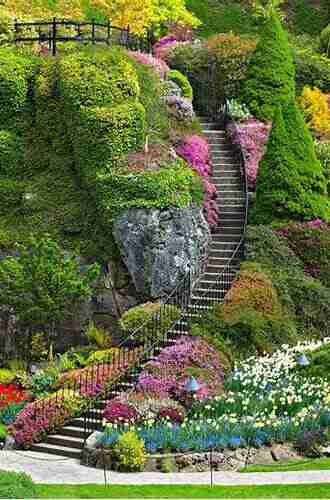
240;457;330;473
36;483;330;499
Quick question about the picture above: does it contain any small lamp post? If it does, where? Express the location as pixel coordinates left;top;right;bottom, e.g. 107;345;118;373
297;353;310;367
184;376;200;393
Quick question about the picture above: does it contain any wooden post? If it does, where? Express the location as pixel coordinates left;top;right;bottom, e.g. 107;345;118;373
52;17;57;56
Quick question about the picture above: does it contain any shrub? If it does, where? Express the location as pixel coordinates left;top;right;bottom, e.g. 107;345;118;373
0;401;27;425
241;13;295;121
0;179;25;214
0;369;15;384
167;69;193;100
128;50;169;80
225;99;251;121
157;407;184;424
165;95;194;122
120;302;180;344
86;323;112;349
278;220;330;287
138;336;225;400
253;101;330;222
315;140;330;193
0;131;24;177
97;161;203;216
153;35;178;58
119;392;186;422
0;423;6;440
74;102;146;185
59;48;140;110
28;371;57;398
103;400;138;425
294;48;330;94
299;86;330;139
112;430;146;472
299;342;330;382
320;24;330;55
226;118;271;190
0;470;37;499
176;135;218;227
86;349;119;366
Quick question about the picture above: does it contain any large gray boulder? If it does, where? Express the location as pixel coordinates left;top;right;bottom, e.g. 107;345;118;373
113;207;210;298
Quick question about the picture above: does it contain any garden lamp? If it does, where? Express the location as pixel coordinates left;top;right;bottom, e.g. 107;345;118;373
185;376;200;393
297;353;310;366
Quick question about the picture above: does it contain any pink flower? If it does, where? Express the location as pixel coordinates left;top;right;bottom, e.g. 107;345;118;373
127;50;169;80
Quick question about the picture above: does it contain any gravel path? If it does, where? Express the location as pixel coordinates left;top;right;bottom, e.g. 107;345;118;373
1;450;330;485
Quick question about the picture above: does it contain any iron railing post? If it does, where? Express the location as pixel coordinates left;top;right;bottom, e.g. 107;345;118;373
52;17;57;56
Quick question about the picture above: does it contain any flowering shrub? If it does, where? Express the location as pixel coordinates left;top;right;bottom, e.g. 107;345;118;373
0;384;26;409
103;401;138;425
137;336;225;401
225;99;251;121
117;392;186;422
153;35;178;59
176;135;218;227
299;86;330;139
127;50;169;80
277;220;330;287
227;118;271;190
157;407;184;424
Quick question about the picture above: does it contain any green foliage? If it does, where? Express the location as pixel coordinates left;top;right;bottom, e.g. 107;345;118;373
28;370;57;398
98;161;203;216
299;342;330;381
294;48;330;94
120;302;180;344
315;140;330;194
291;0;326;36
86;323;112;349
130;59;169;142
74;102;146;184
0;237;99;348
0;423;7;440
0;49;39;130
59;48;140;110
186;0;257;37
0;130;24;177
320;24;330;55
241;13;295;121
30;332;49;361
0;368;15;384
167;69;193;100
254;102;330;222
0;470;37;499
112;431;146;472
86;348;118;366
0;179;25;215
245;225;330;338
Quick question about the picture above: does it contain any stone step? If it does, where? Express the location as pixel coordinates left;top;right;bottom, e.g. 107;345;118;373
218;212;245;219
46;434;84;450
61;425;86;439
30;442;82;459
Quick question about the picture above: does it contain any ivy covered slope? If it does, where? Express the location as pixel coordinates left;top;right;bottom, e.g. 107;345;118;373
0;46;202;261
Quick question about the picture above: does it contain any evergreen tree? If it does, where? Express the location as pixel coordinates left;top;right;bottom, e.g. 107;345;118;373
254;101;330;222
241;12;295;121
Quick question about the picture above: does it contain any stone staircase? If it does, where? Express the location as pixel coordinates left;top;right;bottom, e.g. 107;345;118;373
29;118;246;459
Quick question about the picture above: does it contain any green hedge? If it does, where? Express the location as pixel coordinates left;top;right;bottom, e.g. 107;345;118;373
59;48;140;111
0;130;24;177
74;102;146;184
254;101;330;222
295;48;330;93
0;470;37;499
0;49;38;130
97;161;204;217
167;69;193;100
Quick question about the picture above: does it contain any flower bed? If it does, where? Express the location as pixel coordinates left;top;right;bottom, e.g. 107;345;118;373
176;135;218;228
99;341;330;456
227;118;271;190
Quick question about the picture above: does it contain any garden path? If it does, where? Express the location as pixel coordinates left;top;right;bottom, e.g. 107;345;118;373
1;450;330;485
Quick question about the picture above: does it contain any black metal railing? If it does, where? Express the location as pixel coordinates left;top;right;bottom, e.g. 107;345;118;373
12;18;151;55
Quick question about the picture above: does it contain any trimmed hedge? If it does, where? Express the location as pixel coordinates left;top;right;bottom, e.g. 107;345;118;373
97;160;204;216
74;102;146;184
241;13;295;121
167;69;193;100
59;48;140;111
254;101;330;222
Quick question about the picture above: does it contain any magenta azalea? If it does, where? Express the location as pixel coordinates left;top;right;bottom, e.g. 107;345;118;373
153;35;178;59
127;50;169;80
227;118;271;190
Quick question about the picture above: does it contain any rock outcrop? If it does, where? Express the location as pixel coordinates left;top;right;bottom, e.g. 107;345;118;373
113;206;210;298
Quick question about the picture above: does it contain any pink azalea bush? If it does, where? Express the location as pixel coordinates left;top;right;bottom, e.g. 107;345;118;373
127;50;169;80
227;118;271;190
153;35;178;59
103;401;138;424
176;135;219;228
137;336;225;401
